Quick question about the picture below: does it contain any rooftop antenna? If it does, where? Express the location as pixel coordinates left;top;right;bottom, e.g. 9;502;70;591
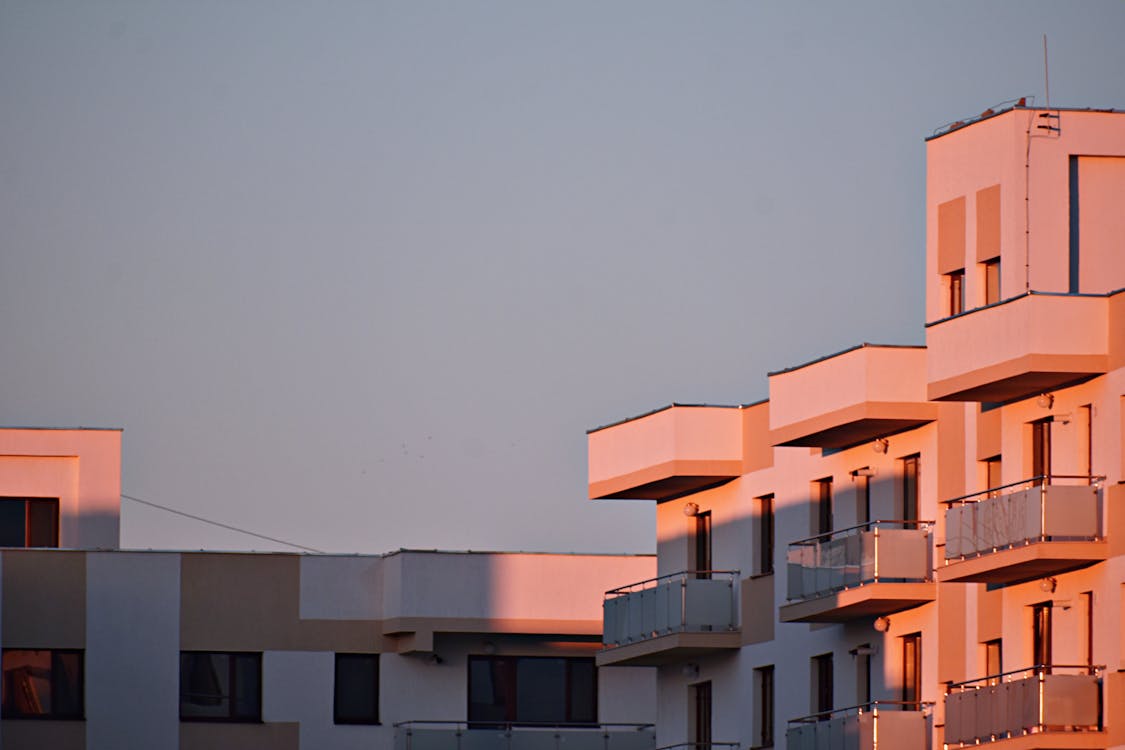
1043;34;1050;108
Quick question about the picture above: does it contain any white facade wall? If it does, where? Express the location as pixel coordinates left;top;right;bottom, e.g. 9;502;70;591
85;551;181;749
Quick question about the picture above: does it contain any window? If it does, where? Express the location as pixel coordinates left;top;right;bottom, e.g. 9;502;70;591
811;653;833;717
983;456;1002;497
757;495;774;575
180;652;261;722
1081;592;1094;667
983;258;1001;305
1031;418;1052;485
902;634;921;710
1032;603;1052;670
0;497;59;548
754;666;774;747
852;469;871;526
814;478;833;536
1;649;83;719
690;681;712;748
901;455;919;527
693;511;712;578
335;653;379;725
984;639;1002;685
852;644;871;706
947;270;965;315
468;656;596;725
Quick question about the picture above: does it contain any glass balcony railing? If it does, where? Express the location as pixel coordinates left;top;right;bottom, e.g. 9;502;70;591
786;521;934;602
943;476;1104;561
602;571;739;648
944;665;1103;747
394;722;656;750
785;701;932;750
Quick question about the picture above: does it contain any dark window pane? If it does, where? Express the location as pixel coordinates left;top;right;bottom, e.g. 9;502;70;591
28;499;59;548
0;501;27;547
568;660;597;723
469;657;512;722
232;654;261;720
52;652;83;717
335;654;378;724
516;658;566;722
180;653;230;719
3;650;51;716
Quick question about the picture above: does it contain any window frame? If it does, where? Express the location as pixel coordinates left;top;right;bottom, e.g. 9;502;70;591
179;651;262;723
1;648;84;720
334;653;380;725
0;497;60;548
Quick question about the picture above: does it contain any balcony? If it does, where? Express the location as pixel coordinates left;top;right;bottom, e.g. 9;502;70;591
786;702;932;750
944;666;1104;749
779;522;935;624
394;722;656;750
597;571;740;667
768;344;937;449
926;292;1110;402
940;477;1106;585
588;405;752;501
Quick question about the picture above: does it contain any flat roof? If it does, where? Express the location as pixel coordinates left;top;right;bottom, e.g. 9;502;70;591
587;399;767;435
927;103;1124;142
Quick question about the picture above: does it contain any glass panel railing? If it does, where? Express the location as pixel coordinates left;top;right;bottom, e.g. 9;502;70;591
943;476;1104;561
394;722;656;750
602;571;738;648
785;522;933;602
944;665;1102;747
785;701;931;750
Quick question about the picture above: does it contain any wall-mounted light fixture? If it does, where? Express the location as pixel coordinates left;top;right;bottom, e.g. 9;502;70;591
682;663;700;679
683;502;700;517
1039;577;1058;593
872;438;889;454
1037;393;1055;409
873;616;891;632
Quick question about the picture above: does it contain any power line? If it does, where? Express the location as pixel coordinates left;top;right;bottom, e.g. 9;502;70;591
121;493;324;553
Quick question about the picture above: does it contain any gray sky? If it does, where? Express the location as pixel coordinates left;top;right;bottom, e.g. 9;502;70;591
3;1;1124;555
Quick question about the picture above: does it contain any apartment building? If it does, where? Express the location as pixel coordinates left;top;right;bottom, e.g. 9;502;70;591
588;105;1125;750
0;427;657;749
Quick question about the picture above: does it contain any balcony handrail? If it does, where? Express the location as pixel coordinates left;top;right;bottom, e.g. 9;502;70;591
942;474;1105;506
605;570;739;598
394;720;656;731
786;700;935;725
923;288;1114;329
787;520;933;548
654;743;739;750
946;663;1103;691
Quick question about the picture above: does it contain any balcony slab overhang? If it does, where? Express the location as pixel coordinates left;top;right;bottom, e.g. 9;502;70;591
778;583;936;624
939;541;1107;585
588;404;757;501
588;461;741;501
595;630;741;667
926;292;1111;403
944;733;1107;750
768;345;935;449
769;402;939;449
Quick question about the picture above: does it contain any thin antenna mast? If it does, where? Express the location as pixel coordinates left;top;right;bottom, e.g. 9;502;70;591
1043;34;1050;108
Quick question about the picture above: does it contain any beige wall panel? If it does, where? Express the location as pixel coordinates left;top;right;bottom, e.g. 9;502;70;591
740;574;774;645
975;184;1001;262
976;585;1002;643
1108;484;1125;558
976;406;1001;461
181;553;379;652
1;550;85;647
180;721;299;750
1;719;85;750
937;583;967;684
937;403;966;509
938;196;966;274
